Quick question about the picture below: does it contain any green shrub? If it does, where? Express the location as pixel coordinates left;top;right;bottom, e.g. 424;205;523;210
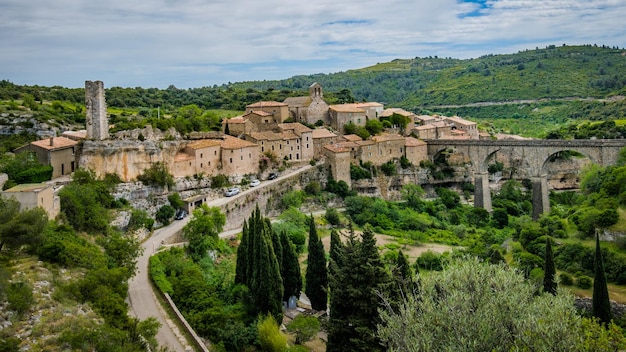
137;162;174;188
559;273;574;286
211;174;229;189
7;281;34;316
577;275;593;289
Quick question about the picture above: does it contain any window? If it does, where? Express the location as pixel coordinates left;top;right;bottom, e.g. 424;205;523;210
287;141;290;145
262;147;264;152
306;136;309;141
306;144;309;148
230;158;233;163
241;155;243;160
214;150;217;155
201;163;203;168
249;153;251;158
200;153;203;158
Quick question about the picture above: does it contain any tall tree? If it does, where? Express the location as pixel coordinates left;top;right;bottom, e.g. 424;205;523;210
234;220;249;285
592;232;613;325
543;237;557;295
235;205;284;322
182;205;225;262
280;231;302;302
328;229;344;279
305;214;328;311
327;226;391;352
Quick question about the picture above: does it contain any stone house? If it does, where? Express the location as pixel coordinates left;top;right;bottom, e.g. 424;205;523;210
173;139;222;178
444;116;479;139
323;143;352;187
16;136;78;179
404;137;428;165
2;183;57;218
370;133;407;162
220;135;260;177
381;108;417;135
278;123;314;162
329;104;367;132
283;82;330;125
246;130;301;162
245;101;290;123
311;128;338;159
411;121;451;140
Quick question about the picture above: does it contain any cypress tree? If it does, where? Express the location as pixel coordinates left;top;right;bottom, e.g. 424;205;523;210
592;231;613;325
268;218;283;270
543;236;557;295
236;205;284;321
234;219;248;285
329;229;344;278
280;231;302;302
305;214;328;311
327;226;390;352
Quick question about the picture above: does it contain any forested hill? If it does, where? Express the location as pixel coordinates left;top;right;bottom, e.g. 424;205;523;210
1;44;624;111
233;44;626;109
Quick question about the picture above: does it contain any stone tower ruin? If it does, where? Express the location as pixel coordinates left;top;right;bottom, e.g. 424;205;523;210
85;80;109;140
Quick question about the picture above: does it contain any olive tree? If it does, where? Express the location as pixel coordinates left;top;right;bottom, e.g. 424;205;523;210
378;257;625;351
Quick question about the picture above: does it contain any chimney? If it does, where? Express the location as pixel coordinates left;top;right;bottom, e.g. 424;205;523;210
49;137;54;146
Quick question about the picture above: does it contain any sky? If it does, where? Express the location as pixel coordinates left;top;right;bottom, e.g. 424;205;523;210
1;0;625;89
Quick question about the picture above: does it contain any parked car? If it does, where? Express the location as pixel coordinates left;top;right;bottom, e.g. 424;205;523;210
249;179;261;187
268;172;278;180
174;209;187;220
224;187;241;197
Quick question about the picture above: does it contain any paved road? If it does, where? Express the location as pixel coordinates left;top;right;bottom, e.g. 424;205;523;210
127;165;313;351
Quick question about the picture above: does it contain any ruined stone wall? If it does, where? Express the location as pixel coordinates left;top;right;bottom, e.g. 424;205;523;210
85;81;108;140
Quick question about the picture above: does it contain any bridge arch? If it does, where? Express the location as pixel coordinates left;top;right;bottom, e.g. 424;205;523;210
426;139;626;219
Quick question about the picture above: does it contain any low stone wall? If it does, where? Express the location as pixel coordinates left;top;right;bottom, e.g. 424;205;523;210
161;292;210;352
574;297;626;320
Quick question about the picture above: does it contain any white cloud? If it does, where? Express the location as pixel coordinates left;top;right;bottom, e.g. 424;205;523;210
0;0;624;88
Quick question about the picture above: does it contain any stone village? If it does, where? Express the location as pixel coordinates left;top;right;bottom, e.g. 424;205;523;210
6;80;622;222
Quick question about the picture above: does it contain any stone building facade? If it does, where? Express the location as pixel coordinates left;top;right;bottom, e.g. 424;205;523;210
2;183;57;218
283;82;330;125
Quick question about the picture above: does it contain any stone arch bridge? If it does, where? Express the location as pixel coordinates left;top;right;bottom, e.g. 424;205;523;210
426;139;626;219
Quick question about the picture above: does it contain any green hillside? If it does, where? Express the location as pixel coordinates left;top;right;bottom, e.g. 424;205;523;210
2;44;626;138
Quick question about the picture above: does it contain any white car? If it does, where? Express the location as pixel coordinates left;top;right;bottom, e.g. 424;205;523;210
249;179;261;187
224;187;241;197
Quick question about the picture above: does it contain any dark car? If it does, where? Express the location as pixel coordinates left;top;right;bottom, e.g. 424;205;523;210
268;172;278;180
175;209;187;220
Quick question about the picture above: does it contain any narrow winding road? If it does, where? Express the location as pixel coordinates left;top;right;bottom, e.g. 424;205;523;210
128;165;312;351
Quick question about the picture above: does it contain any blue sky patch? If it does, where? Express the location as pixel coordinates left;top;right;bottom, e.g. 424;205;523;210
457;0;493;18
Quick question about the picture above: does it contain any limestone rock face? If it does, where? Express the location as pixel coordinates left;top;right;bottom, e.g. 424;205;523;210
80;138;183;182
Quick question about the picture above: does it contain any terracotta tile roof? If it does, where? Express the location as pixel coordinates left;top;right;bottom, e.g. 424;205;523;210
371;133;405;142
311;128;337;139
405;137;427;147
30;137;77;151
283;96;312;107
174;152;194;162
329;104;365;113
278;123;312;134
355;140;375;146
249;131;299;141
445;116;477;126
355;102;383;108
221;135;258;149
381;108;414;117
324;144;350;153
246;101;288;108
342;134;363;142
247;110;273;117
186;139;222;149
223;116;246;124
415;124;436;131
